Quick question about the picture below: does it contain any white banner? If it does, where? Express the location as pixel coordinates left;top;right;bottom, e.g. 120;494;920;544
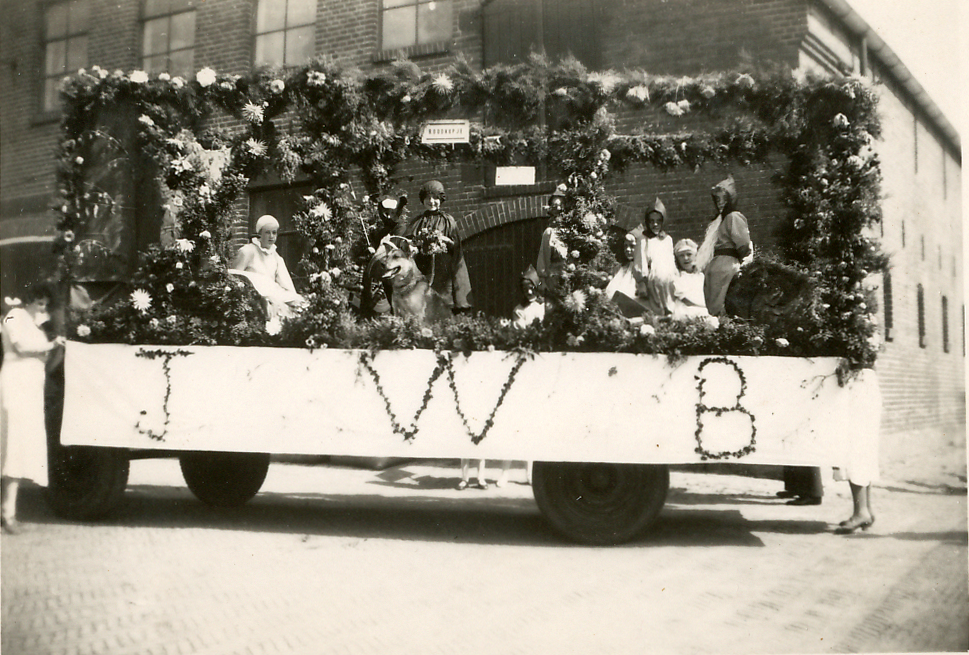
61;343;880;476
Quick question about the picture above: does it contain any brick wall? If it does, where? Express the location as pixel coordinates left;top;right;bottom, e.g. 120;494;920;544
872;79;965;438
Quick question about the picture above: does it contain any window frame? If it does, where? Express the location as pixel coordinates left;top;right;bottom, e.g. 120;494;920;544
40;0;90;116
917;283;926;349
374;0;452;61
942;295;949;354
140;0;197;79
252;0;317;69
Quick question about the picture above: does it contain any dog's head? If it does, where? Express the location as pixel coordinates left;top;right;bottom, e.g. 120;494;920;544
377;237;423;289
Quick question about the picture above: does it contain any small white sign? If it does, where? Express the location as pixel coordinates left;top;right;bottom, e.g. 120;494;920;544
494;166;536;186
420;120;471;144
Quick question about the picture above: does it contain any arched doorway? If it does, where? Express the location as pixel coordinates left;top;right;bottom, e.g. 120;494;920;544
462;213;547;318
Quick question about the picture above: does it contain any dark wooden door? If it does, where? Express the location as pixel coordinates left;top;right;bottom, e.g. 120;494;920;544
463;217;546;318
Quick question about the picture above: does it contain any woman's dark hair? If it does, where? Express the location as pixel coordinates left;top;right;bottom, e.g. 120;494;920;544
22;281;55;305
419;180;446;204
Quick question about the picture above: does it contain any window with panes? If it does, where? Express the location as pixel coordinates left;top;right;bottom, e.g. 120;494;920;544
142;0;196;78
43;0;90;112
254;0;316;67
381;0;452;51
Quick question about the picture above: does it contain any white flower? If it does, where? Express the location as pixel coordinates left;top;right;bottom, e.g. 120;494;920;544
62;230;75;243
198;183;212;203
307;71;327;87
269;79;285;94
420;327;434;339
138;114;155;127
149;318;161;329
626;84;650;102
736;73;755;89
832;113;850;129
700;85;716;99
329;267;341;278
242;102;264;124
166;314;178;326
401;94;411;103
199;230;211;239
246;138;267;157
76;324;91;337
432;73;453;94
166;283;175;293
639;323;656;337
130;289;152;313
846;155;865;170
311;271;332;286
75;156;85;165
171;76;185;89
3;297;22;308
266;317;282;335
196;67;217;87
664;101;684;116
310;202;332;221
95;66;108;79
175;238;195;253
158;72;170;82
599;149;611;162
588;71;620;94
209;254;220;263
676;99;691;112
130;70;149;84
567;289;587;313
175;262;184;270
775;338;790;347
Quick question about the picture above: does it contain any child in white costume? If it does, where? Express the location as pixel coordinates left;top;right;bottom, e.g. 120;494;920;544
231;214;305;321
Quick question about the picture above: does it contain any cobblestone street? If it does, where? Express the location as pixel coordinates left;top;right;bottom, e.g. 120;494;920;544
2;443;966;655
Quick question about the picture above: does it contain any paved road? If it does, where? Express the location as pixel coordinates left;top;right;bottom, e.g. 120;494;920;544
2;453;966;655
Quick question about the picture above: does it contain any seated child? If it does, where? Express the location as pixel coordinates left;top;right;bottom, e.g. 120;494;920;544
671;238;713;322
230;214;305;321
512;266;545;328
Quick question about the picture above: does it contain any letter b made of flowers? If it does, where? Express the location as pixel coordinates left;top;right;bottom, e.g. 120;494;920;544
694;357;756;460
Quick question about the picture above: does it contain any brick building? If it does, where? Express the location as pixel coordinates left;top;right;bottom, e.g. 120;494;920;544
0;0;963;443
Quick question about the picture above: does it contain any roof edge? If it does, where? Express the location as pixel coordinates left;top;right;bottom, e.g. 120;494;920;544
814;0;961;157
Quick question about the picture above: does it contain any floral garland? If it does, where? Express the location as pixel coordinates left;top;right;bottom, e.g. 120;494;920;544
444;352;528;445
133;348;194;441
357;350;447;442
693;357;757;460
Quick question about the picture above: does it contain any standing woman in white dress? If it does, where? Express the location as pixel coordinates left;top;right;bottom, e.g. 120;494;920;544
1;284;64;534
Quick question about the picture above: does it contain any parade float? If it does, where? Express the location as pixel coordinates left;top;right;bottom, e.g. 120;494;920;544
44;57;886;544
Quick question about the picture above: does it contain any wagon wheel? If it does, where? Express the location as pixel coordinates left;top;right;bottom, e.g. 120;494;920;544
179;452;270;507
47;446;130;521
531;462;669;545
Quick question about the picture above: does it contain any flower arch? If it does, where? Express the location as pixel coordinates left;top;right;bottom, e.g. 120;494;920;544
57;56;886;369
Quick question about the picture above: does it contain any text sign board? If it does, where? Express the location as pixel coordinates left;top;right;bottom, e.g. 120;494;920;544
421;120;470;144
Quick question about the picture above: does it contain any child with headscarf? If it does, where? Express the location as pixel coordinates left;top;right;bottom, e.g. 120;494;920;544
512;265;545;328
633;197;677;316
696;175;752;316
231;214;305;320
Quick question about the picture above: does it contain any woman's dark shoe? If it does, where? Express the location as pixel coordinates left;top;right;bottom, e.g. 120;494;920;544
786;496;822;506
776;490;797;499
834;516;874;534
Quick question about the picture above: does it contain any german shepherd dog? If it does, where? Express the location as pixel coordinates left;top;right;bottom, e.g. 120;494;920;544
378;238;452;325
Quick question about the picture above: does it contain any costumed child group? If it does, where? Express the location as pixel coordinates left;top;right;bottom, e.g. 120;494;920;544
530;174;752;329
